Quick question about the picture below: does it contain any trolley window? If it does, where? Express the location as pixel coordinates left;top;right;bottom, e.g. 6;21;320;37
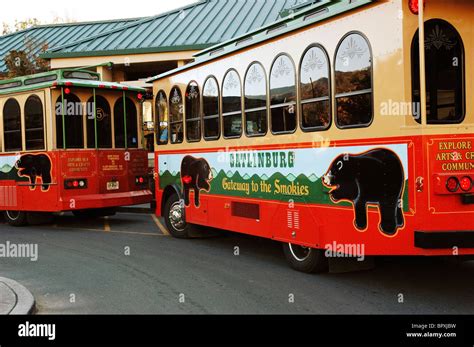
412;19;465;124
114;96;139;148
300;45;331;130
87;95;112;148
25;95;45;151
3;98;22;152
169;87;184;144
56;92;84;149
222;69;242;138
335;33;373;128
156;90;168;145
185;81;201;142
244;63;268;136
203;76;220;140
270;54;297;134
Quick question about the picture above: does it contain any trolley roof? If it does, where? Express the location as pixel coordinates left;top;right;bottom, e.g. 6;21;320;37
147;0;374;83
0;69;146;95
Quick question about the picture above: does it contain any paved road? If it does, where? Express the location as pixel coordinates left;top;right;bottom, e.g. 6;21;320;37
0;212;473;314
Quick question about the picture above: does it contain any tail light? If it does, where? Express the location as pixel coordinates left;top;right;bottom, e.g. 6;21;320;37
135;176;147;185
446;177;459;193
408;0;425;15
65;179;88;190
460;177;473;192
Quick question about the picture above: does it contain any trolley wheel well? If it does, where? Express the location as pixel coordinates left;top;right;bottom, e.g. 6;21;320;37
161;185;182;217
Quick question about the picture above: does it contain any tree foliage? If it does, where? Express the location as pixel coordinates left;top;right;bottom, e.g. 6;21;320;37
4;36;50;78
2;18;42;35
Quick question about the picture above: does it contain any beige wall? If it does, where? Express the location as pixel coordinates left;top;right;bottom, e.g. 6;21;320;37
50;51;199;70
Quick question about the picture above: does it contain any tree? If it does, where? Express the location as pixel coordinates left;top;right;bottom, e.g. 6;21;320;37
4;36;50;78
2;16;76;78
2;18;42;35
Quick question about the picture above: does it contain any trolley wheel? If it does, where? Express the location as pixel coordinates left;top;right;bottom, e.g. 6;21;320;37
283;243;329;274
72;208;116;219
163;194;190;239
4;211;28;227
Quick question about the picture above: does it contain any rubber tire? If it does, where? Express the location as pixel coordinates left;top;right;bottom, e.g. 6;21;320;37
4;211;28;227
283;243;329;274
73;208;116;219
163;194;191;239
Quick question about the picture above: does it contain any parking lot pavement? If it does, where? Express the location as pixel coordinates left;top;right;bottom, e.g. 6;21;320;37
43;212;168;237
1;211;474;314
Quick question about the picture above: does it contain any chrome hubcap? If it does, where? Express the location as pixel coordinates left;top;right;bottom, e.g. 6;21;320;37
169;202;186;231
289;243;312;262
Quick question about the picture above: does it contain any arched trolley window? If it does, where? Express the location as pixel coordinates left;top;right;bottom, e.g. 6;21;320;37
56;91;84;149
169;86;184;144
156;90;168;145
300;45;331;130
412;19;465;124
3;98;22;152
244;62;268;136
185;81;201;142
334;33;373;128
87;95;112;149
222;69;242;138
202;77;220;140
270;54;297;134
25;95;45;151
114;95;139;149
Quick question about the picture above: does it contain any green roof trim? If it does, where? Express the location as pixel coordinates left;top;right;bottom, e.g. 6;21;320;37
42;0;314;60
0;69;145;95
147;0;373;83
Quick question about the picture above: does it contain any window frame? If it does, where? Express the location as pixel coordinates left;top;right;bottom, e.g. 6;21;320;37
112;94;139;149
334;31;374;130
86;94;113;149
410;19;466;125
221;68;243;140
185;80;202;143
243;61;269;138
3;97;23;152
168;85;184;144
202;76;221;141
24;94;46;151
299;43;332;132
155;90;169;145
269;52;298;135
55;90;85;150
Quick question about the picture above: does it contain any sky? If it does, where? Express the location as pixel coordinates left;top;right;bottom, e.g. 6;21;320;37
0;0;198;27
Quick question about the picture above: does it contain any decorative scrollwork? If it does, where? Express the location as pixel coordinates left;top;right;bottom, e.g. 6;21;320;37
204;79;217;95
247;65;263;84
425;25;456;50
272;57;291;78
303;49;325;72
187;84;199;99
171;89;181;104
224;72;239;91
339;36;367;61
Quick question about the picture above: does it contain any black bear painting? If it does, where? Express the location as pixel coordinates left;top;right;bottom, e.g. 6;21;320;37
15;154;52;192
323;148;405;236
180;156;213;208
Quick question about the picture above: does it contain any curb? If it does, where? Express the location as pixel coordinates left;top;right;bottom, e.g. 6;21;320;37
0;277;35;315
